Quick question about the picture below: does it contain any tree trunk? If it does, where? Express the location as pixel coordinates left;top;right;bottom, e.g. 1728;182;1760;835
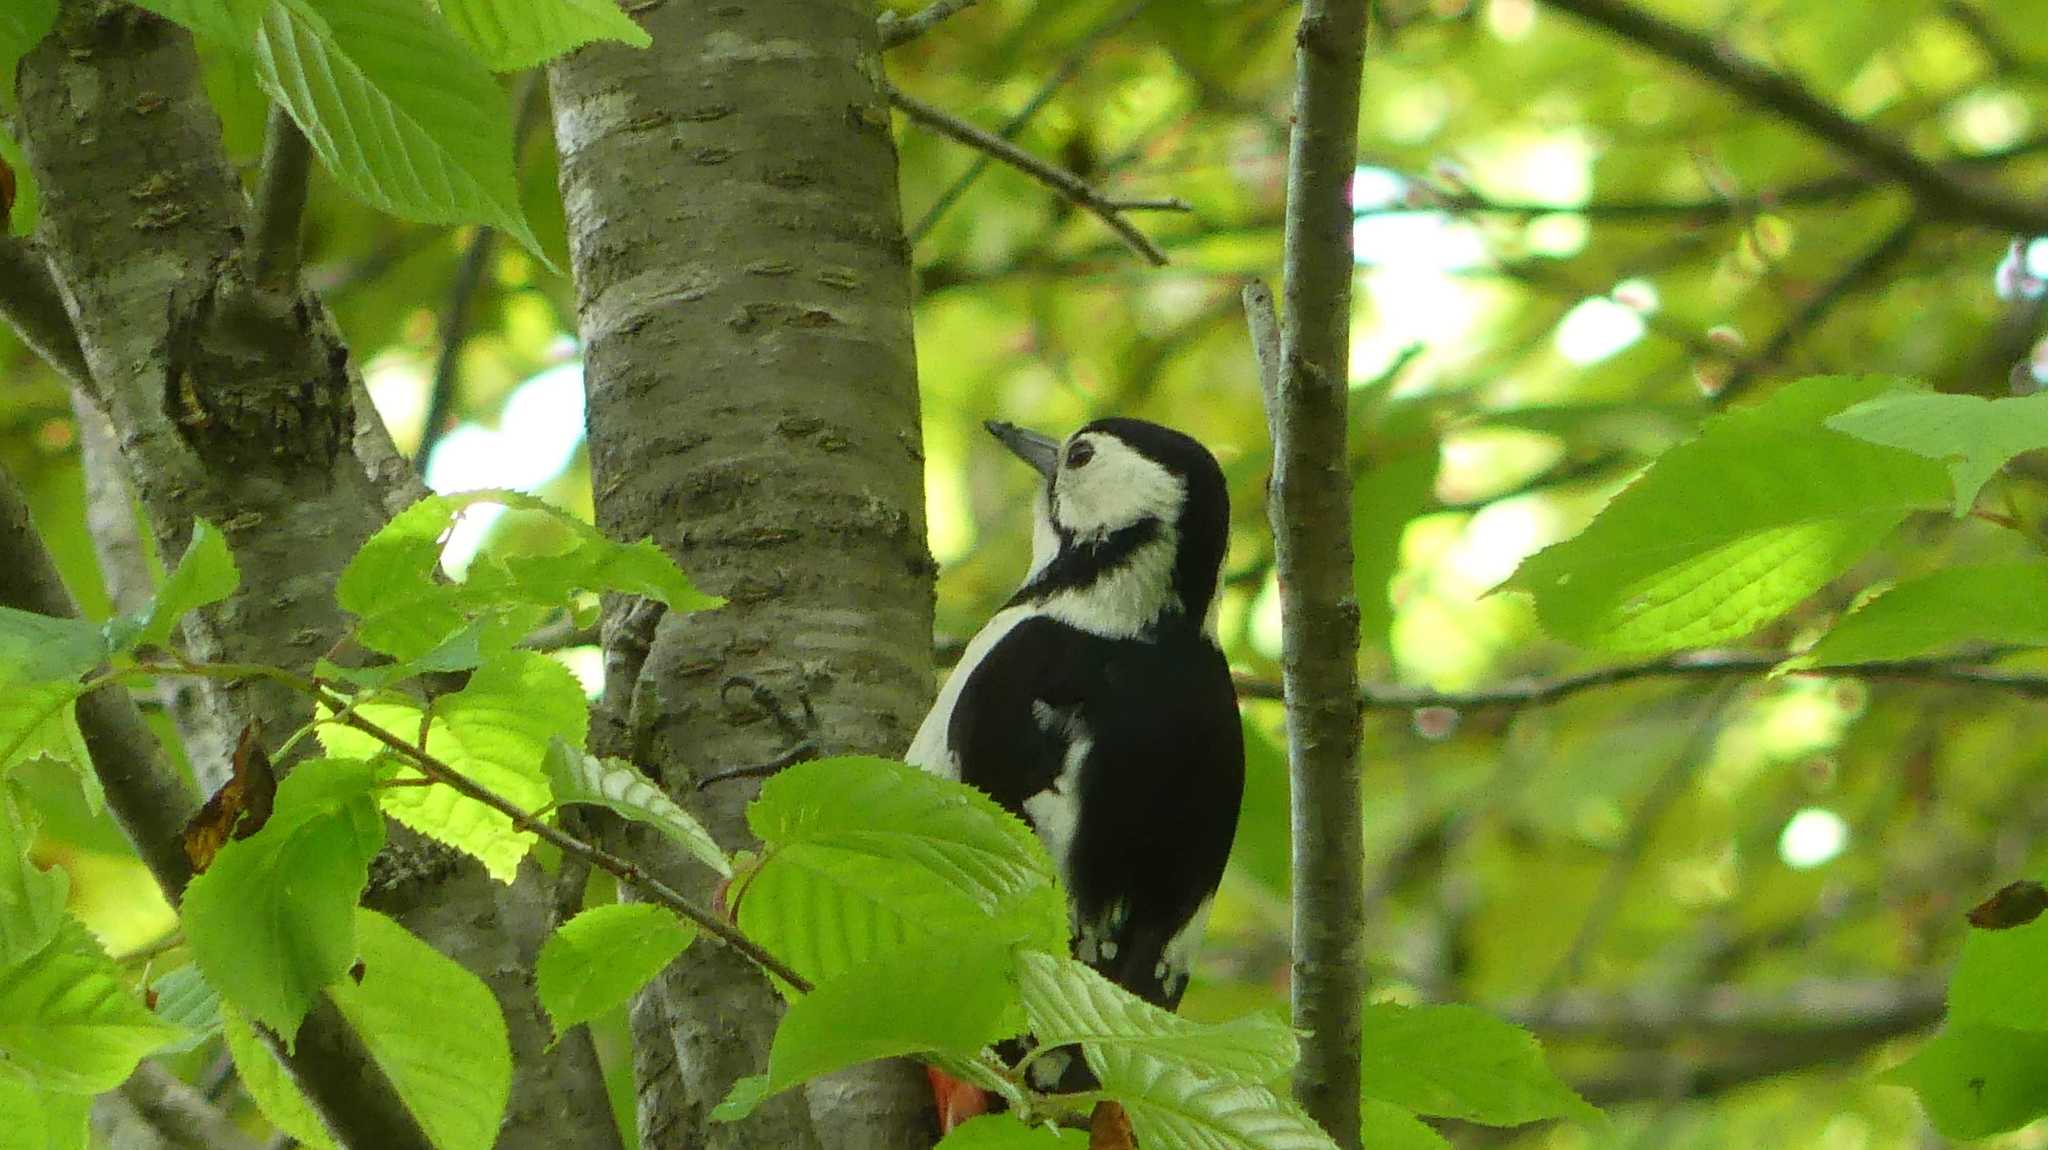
547;1;937;1146
15;6;617;1146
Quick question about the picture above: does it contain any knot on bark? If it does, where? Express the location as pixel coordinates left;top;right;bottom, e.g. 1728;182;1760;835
163;275;354;474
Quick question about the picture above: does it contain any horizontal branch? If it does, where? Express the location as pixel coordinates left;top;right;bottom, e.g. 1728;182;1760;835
887;84;1186;266
1507;976;1946;1044
1536;0;2048;234
1234;650;2048;711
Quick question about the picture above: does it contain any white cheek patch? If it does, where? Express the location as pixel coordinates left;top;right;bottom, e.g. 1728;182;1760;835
1054;436;1185;540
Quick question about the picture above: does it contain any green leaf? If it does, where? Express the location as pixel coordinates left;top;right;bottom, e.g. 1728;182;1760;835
1794;562;2048;668
0;1075;90;1150
1885;1024;2048;1140
320;651;578;881
251;0;541;253
132;0;266;50
221;1004;338;1150
439;0;651;72
181;758;385;1040
149;965;223;1054
1360;1101;1450;1150
0;609;107;689
327;910;512;1150
0;685;97;811
932;1115;1073;1149
0;789;67;967
0;919;179;1092
709;1073;772;1123
1017;951;1297;1083
1948;915;2048;1031
542;738;730;877
1827;389;2048;514
1507;376;1949;654
337;490;718;661
740;758;1065;986
536;902;695;1040
0;0;54;93
130;518;239;651
1093;1047;1340;1150
758;936;1022;1104
1358;1003;1600;1127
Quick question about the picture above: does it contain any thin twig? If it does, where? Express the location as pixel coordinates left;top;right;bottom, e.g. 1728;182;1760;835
1716;215;1920;402
247;107;313;291
310;684;814;993
1234;648;2048;710
877;0;985;47
1263;0;1372;1137
416;227;498;465
121;1064;267;1150
907;0;1152;243
888;85;1186;266
1535;0;2048;234
0;236;90;388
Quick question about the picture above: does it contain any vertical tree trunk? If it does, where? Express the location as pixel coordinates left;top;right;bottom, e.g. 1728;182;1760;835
1263;0;1371;1145
548;2;937;1146
16;7;618;1146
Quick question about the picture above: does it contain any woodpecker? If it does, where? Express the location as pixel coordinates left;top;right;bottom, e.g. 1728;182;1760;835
910;417;1245;1127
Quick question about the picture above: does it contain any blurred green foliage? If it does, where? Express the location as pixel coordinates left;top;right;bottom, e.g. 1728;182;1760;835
4;0;2048;1146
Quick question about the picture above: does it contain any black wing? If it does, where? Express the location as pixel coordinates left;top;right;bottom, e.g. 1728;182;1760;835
947;615;1244;1009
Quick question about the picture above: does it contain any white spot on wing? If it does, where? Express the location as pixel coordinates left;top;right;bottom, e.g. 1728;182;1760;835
1157;895;1214;1000
1022;704;1088;887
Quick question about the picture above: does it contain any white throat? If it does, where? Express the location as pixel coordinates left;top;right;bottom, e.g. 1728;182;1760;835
1031;524;1181;639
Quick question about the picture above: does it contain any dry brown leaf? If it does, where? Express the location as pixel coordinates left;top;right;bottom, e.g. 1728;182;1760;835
1089;1100;1136;1150
1967;879;2048;931
181;722;278;872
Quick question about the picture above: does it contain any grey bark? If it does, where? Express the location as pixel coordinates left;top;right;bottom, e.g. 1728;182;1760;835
548;0;937;1145
1256;0;1371;1143
15;6;616;1147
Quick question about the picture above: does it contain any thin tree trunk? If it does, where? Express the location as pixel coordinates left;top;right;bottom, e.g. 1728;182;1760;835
548;1;937;1146
1257;0;1371;1144
15;7;618;1146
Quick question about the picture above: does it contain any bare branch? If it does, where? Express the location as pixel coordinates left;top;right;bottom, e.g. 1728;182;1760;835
1262;0;1372;1138
1235;649;2048;710
120;1063;266;1150
247;107;312;291
907;0;1151;243
1535;0;2048;234
888;85;1186;266
877;0;984;48
1717;215;1920;403
0;236;90;388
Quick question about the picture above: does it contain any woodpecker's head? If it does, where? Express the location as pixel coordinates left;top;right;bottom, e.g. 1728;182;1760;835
987;417;1229;635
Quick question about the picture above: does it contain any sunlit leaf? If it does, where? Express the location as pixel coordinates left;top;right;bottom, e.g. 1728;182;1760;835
439;0;651;72
132;0;266;50
149;965;223;1054
1827;389;2048;514
251;0;541;252
0;788;67;967
1092;1047;1339;1150
1509;376;1948;653
0;918;179;1092
1794;562;2048;667
0;1074;90;1150
181;758;384;1040
221;1004;338;1150
1360;1101;1450;1150
1948;915;2048;1031
536;902;695;1040
932;1114;1073;1148
328;910;513;1150
130;517;239;651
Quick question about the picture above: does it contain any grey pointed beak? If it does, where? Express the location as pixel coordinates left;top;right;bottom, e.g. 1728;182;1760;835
985;420;1061;483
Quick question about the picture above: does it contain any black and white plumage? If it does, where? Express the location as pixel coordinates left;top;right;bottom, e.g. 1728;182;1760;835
910;418;1244;1032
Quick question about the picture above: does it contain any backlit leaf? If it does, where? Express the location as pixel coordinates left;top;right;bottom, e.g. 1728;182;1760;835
131;517;239;651
1508;376;1948;653
1794;562;2048;668
1827;389;2048;514
1885;1025;2048;1140
1092;1047;1339;1150
1017;951;1297;1083
251;0;541;252
0;919;179;1092
439;0;651;72
542;738;729;877
180;758;384;1040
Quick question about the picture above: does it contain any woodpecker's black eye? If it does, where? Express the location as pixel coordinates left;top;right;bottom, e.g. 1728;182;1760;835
1066;440;1095;469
